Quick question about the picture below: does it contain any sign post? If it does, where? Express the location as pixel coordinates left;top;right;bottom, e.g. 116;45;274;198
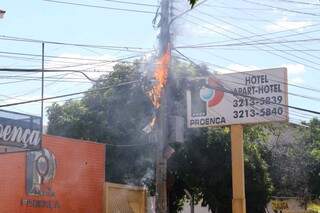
231;124;246;213
186;68;288;213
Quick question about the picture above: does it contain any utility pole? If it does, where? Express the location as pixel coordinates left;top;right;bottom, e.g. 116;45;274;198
41;43;45;138
155;0;171;212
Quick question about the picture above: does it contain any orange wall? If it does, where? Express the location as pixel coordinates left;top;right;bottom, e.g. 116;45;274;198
0;134;105;213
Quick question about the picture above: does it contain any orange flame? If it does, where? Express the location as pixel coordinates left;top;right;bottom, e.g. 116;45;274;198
148;48;171;109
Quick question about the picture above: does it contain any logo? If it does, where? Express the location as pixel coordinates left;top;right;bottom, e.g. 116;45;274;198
190;77;224;117
26;148;56;196
205;77;224;107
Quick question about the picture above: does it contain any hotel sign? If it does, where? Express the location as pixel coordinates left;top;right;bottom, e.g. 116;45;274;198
187;68;288;128
0;110;41;153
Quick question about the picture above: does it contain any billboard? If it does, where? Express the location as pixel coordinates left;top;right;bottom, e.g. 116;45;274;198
0;135;105;213
187;68;288;128
0;110;42;153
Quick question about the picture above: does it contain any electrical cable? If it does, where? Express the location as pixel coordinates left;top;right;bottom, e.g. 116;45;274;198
241;0;320;16
188;9;320;70
174;49;320;94
178;23;320;48
178;38;320;48
42;0;156;14
0;68;102;82
173;50;320;116
0;35;152;51
98;0;158;8
175;14;320;93
0;80;138;108
271;0;320;6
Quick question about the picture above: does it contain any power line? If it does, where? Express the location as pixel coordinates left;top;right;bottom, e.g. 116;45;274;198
174;49;320;94
229;7;320;69
205;47;320;52
0;80;138;108
42;53;149;70
98;0;158;8
176;38;320;48
0;50;156;67
267;0;320;7
170;0;208;25
200;3;320;70
178;26;320;48
208;82;320;115
176;50;320;115
203;3;274;11
0;73;76;102
174;50;320;116
0;51;149;84
0;68;104;82
179;11;320;86
42;0;156;14
0;76;92;84
0;50;125;62
0;35;152;51
241;0;320;16
1;70;318;122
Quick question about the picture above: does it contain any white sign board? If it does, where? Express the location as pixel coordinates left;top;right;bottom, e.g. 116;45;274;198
187;68;288;128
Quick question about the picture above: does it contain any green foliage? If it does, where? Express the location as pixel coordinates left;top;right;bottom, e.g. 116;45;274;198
188;0;199;8
47;101;88;139
306;119;320;197
47;59;275;212
168;127;273;213
47;62;155;185
250;121;320;201
261;124;311;197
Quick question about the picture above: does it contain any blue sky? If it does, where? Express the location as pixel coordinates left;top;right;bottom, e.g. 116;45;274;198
0;0;319;124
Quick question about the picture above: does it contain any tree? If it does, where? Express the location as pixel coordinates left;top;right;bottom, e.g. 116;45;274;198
47;61;155;185
47;59;274;212
258;124;311;198
253;122;320;201
168;127;273;213
305;119;320;198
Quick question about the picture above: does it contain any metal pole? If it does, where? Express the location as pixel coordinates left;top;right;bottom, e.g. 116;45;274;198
41;43;44;136
231;124;246;213
155;0;171;212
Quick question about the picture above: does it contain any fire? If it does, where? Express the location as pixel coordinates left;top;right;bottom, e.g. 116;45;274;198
148;48;171;109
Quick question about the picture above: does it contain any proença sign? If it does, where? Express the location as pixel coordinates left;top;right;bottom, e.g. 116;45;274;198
0;124;41;148
187;68;288;128
0;110;42;153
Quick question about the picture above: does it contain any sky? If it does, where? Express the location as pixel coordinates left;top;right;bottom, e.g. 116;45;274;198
0;0;320;124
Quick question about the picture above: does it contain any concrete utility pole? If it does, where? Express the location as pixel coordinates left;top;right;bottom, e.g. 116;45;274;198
155;0;171;212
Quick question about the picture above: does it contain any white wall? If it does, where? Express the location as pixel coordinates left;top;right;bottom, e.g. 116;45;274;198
181;202;211;213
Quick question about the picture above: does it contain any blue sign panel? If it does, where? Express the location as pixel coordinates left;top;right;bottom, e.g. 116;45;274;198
0;110;41;154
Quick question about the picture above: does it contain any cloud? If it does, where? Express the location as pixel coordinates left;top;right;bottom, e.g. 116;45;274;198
215;64;259;74
183;22;233;37
265;17;312;32
283;63;305;84
216;63;305;84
